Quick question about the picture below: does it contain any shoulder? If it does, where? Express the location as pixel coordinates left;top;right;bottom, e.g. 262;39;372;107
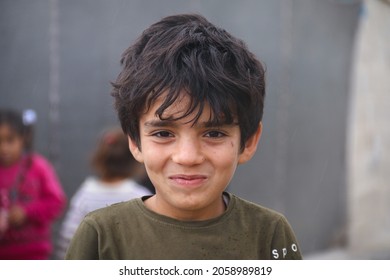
80;198;145;238
28;153;55;172
227;193;293;235
229;193;285;222
83;198;141;225
69;177;96;202
24;154;58;179
30;153;49;165
229;193;302;259
80;176;103;191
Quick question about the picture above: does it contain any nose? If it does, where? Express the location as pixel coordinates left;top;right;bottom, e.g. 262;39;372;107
171;136;204;166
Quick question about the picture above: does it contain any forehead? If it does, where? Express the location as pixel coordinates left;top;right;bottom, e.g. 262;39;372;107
0;126;24;145
0;124;19;136
158;94;195;116
143;90;235;126
144;91;207;121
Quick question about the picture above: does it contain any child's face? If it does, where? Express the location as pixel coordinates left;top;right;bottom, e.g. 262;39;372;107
129;92;262;220
0;124;24;167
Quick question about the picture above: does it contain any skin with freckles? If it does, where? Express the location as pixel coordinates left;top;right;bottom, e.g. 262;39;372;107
129;92;262;221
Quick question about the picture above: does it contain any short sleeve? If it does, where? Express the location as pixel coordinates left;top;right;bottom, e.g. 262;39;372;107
64;217;100;260
269;216;302;260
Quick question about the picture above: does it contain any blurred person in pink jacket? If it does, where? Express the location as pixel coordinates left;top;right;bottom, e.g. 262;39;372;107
0;109;66;259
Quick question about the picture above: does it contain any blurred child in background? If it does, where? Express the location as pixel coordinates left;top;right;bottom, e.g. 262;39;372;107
56;127;151;259
0;109;66;259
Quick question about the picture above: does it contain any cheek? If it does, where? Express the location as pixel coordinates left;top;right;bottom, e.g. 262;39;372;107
214;155;239;187
9;138;24;155
15;139;24;151
215;146;240;169
142;149;165;171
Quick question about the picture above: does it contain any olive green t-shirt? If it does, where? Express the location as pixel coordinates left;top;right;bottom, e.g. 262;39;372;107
65;193;302;259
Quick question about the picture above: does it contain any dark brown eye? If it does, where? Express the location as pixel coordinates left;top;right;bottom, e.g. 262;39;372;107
154;131;173;138
205;131;226;138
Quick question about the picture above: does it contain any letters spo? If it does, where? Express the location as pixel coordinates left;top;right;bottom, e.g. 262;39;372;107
272;243;298;259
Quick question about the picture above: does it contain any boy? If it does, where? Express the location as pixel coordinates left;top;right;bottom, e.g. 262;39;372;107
65;14;302;260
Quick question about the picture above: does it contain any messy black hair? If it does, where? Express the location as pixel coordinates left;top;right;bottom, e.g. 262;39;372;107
111;14;265;150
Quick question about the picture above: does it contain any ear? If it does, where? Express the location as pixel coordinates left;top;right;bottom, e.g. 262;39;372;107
128;136;144;163
238;122;263;164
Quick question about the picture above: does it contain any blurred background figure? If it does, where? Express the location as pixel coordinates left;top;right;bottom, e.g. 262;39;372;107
56;127;151;259
0;109;66;260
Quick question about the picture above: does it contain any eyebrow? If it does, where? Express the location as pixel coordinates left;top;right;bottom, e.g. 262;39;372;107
143;119;237;129
144;120;177;128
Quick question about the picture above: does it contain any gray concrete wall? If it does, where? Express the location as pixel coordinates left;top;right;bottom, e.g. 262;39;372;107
0;0;361;255
347;0;390;259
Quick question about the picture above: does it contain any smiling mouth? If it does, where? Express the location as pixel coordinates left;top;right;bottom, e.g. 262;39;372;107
169;175;208;187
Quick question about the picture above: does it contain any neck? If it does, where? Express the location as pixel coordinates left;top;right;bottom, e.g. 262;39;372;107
144;195;226;221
